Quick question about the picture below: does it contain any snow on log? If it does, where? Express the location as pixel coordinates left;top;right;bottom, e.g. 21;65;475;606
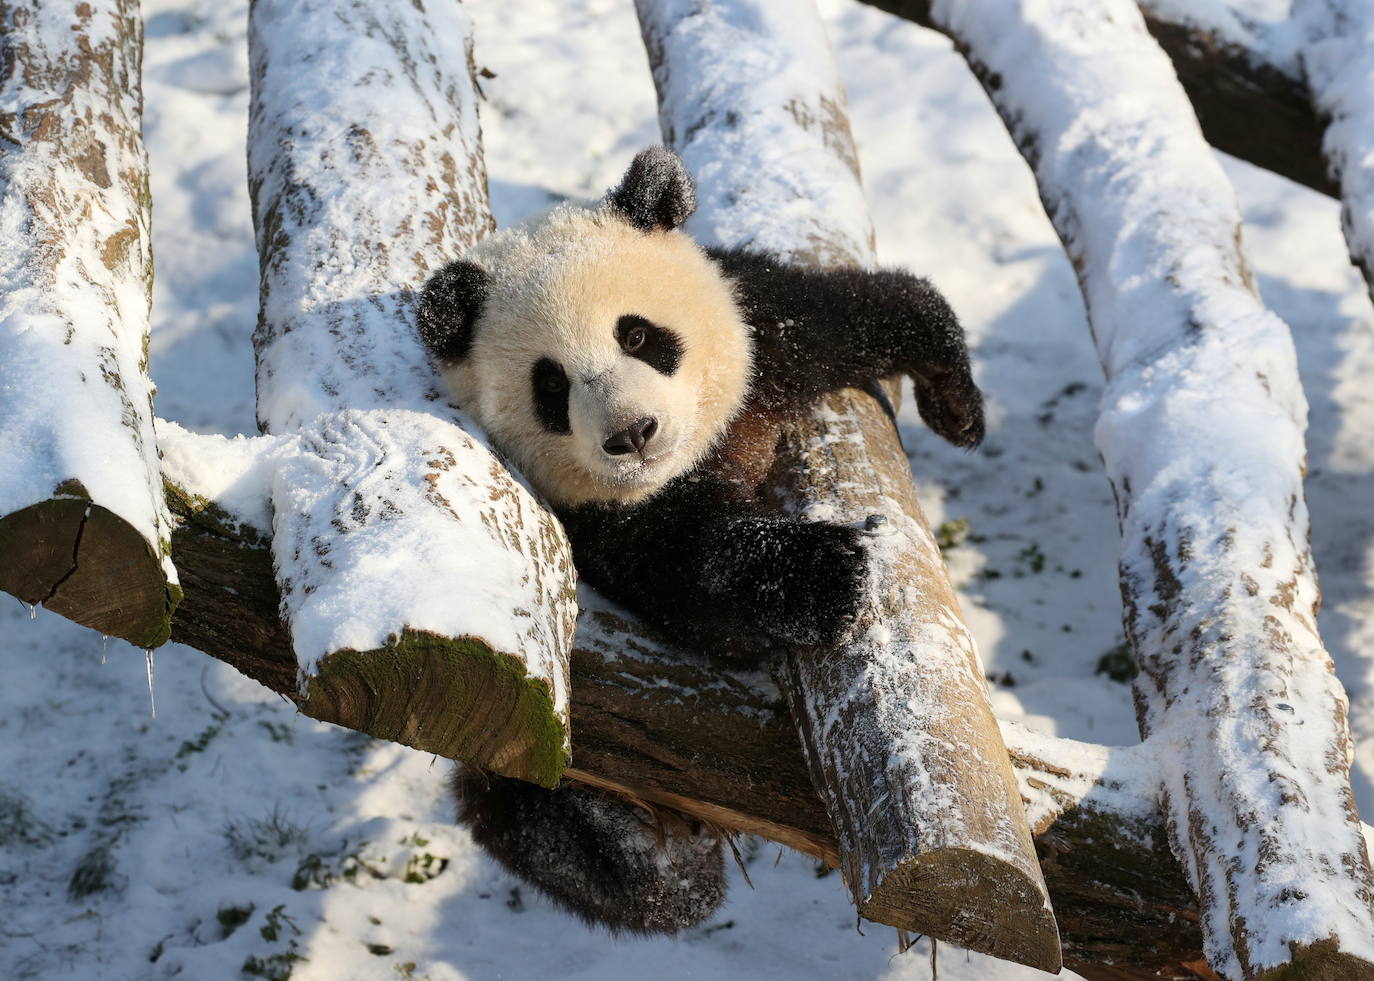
921;1;1374;978
635;0;1060;970
857;0;1336;198
157;435;1215;977
0;0;180;648
1297;1;1374;304
245;0;576;787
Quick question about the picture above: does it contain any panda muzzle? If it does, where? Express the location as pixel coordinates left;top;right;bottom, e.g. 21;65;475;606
602;417;659;456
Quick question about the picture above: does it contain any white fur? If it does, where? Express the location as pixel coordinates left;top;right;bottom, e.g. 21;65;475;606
440;203;754;507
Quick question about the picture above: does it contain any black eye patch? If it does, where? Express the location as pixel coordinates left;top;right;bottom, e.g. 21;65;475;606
616;314;682;376
531;358;571;434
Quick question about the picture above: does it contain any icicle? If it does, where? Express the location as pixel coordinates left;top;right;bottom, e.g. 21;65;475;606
29;604;37;621
100;635;109;666
144;649;157;720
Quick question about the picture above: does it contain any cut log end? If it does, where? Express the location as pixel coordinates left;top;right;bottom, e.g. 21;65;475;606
859;847;1063;973
0;494;179;649
1253;942;1374;981
300;629;570;788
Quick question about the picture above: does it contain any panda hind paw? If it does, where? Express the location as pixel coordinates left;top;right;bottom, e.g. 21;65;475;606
453;768;727;935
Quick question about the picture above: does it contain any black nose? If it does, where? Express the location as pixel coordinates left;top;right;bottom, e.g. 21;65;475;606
602;417;658;456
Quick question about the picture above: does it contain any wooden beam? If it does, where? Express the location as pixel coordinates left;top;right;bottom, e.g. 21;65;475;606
855;0;1337;198
919;1;1374;978
0;0;181;648
243;0;576;786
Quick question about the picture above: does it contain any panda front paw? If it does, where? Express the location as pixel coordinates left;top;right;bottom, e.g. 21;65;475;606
912;365;985;449
748;520;869;648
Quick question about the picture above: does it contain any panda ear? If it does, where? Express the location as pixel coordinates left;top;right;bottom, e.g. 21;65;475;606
606;147;696;232
418;260;490;363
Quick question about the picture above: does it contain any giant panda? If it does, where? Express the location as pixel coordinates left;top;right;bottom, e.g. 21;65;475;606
417;147;984;934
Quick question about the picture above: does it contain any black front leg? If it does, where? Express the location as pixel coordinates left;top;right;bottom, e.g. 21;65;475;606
708;247;985;447
559;476;868;659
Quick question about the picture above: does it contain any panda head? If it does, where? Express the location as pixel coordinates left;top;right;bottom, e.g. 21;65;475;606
418;148;754;507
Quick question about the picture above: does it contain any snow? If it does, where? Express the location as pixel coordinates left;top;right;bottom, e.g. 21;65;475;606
3;0;1374;978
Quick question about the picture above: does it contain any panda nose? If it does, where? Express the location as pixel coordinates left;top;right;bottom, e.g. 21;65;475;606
602;417;658;456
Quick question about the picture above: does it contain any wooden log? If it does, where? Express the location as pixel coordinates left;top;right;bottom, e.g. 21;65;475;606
0;0;180;648
634;0;1059;971
918;1;1374;978
1295;1;1374;304
244;0;576;787
854;0;1337;198
157;431;1216;978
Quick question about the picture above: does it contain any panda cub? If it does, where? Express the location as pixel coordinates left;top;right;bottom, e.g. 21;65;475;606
418;147;984;934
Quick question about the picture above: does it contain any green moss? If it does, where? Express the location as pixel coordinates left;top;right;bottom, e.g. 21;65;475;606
303;629;569;788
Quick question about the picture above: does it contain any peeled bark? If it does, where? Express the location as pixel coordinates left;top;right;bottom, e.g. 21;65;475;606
634;0;1060;971
0;0;180;648
920;1;1374;978
244;0;576;787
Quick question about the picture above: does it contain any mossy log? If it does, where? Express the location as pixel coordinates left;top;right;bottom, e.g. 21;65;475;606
635;0;1059;970
922;1;1374;978
242;0;575;786
0;0;180;648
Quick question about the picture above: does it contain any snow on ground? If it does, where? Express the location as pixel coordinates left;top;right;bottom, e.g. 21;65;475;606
1;0;1371;978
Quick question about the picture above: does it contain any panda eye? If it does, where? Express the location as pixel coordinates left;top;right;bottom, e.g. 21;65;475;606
623;326;646;352
540;372;567;393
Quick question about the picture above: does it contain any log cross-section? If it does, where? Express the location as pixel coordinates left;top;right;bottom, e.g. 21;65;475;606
918;1;1374;978
244;0;576;787
0;0;181;648
635;0;1060;970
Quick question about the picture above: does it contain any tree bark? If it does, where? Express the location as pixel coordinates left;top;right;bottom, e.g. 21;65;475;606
0;0;180;648
855;0;1337;199
157;433;1226;978
918;1;1374;978
634;0;1060;971
243;0;576;787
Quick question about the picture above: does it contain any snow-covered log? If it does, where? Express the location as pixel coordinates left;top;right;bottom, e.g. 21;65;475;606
918;2;1374;978
858;0;1336;198
0;0;181;649
1297;1;1374;305
244;0;576;787
157;433;1216;977
634;0;1060;970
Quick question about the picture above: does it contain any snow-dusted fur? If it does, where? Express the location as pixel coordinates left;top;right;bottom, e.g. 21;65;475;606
453;767;726;935
419;147;983;934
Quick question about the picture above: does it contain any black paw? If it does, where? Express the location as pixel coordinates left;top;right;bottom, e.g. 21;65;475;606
453;768;727;935
912;366;985;448
747;521;869;647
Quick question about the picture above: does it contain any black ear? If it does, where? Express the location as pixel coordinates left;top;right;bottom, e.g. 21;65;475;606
606;147;696;232
417;259;489;363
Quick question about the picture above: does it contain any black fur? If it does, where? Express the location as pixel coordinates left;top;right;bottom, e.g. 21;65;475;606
616;314;682;375
453;767;726;934
531;358;571;434
606;147;697;232
560;474;866;657
416;259;489;363
709;247;985;447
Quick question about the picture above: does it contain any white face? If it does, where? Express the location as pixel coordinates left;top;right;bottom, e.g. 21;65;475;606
440;205;754;508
